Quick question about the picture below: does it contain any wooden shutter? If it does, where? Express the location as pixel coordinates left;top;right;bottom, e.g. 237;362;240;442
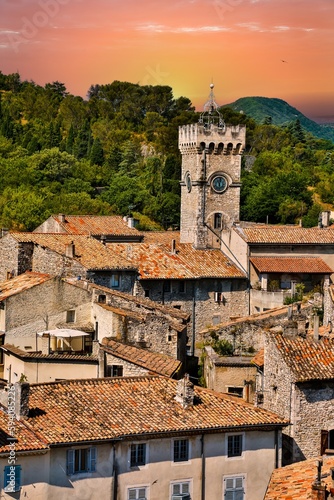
88;447;97;472
66;449;75;475
321;430;328;455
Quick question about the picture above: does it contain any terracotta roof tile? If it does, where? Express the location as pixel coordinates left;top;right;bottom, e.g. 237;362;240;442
51;215;142;237
252;348;264;368
250;257;333;274
108;242;245;279
2;344;98;362
11;233;135;271
0;272;53;301
141;231;180;244
269;333;334;382
101;338;181;377
25;376;287;445
235;225;334;244
265;456;334;499
0;409;48;454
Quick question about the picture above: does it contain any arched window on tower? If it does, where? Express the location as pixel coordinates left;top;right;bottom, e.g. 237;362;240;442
235;143;242;154
226;143;233;155
217;142;224;154
208;142;215;154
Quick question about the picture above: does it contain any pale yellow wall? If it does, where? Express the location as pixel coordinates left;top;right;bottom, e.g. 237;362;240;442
221;229;248;275
3;353;98;384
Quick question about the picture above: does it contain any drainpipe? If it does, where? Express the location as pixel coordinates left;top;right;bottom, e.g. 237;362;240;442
191;295;196;357
201;434;205;500
112;443;118;500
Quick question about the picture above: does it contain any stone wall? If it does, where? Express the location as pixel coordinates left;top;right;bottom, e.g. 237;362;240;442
5;279;92;349
103;352;149;377
0;234;20;281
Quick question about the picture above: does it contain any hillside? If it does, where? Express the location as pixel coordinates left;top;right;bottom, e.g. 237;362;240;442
223;96;334;142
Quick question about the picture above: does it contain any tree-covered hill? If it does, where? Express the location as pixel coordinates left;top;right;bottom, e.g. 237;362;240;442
0;70;333;231
224;96;334;142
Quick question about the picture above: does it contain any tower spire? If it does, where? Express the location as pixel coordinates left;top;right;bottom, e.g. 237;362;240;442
199;83;225;129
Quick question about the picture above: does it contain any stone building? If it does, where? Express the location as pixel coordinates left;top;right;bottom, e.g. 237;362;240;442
179;84;246;249
0;376;287;500
262;328;334;465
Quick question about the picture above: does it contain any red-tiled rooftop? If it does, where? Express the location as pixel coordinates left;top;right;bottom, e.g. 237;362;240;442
250;256;333;274
265;456;334;499
235;225;334;244
101;338;181;377
0;410;48;454
11;233;135;271
0;272;53;301
269;333;334;382
108;242;245;279
25;376;287;445
252;348;264;368
40;215;142;237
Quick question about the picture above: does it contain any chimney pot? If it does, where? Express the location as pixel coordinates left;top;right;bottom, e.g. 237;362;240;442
14;382;29;420
175;374;194;408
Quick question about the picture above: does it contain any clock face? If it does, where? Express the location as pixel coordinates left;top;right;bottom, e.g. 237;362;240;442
212;175;227;193
185;172;192;192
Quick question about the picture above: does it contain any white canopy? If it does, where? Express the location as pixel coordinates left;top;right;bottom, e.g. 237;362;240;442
37;329;90;337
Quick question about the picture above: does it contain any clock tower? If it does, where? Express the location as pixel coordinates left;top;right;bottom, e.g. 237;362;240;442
179;84;246;249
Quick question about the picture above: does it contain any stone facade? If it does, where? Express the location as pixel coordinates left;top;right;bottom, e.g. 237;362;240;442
263;332;334;465
103;352;149;377
179;122;245;248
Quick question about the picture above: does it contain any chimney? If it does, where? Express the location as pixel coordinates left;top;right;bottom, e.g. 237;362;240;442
59;214;66;223
14;382;30;420
314;315;320;341
1;228;9;238
128;217;135;228
175;374;194;408
65;241;75;258
171;239;176;254
100;235;106;245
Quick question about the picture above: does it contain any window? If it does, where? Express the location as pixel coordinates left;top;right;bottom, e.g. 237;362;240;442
224;476;244;499
227;435;243;458
4;465;21;493
214;213;222;229
130;443;146;467
163;280;171;293
227;387;243;398
174;439;189;462
171;481;191;499
66;310;75;323
98;294;106;303
128;487;147;500
111;274;120;288
144;289;150;298
66;447;96;475
107;365;123;377
179;281;185;293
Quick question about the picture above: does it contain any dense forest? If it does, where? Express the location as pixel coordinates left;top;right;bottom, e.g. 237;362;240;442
0;70;333;231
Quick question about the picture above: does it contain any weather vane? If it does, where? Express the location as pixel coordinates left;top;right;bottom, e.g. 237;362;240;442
199;83;225;129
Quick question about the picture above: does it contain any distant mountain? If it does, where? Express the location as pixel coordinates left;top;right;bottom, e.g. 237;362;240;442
223;96;334;142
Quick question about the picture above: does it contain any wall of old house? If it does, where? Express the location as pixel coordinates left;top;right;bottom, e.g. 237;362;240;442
4;280;92;350
103;352;149;377
31;245;87;278
0;429;280;500
2;353;98;385
93;302;185;361
0;235;20;281
87;271;136;292
135;278;248;338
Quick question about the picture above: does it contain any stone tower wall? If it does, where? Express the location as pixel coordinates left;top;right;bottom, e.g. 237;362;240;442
179;123;245;248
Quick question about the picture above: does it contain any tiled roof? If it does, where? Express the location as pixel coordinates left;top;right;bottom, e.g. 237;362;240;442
2;344;98;362
252;348;264;368
205;347;255;367
101;338;181;377
269;333;334;382
11;233;135;271
0;410;48;454
108;242;245;279
250;256;333;274
235;225;334;244
0;272;53;301
141;231;180;244
25;376;287;445
265;456;334;499
49;215;142;237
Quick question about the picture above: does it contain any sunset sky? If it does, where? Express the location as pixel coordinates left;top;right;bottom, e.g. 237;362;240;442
1;0;333;122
